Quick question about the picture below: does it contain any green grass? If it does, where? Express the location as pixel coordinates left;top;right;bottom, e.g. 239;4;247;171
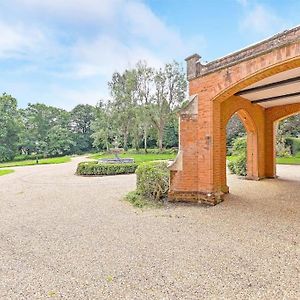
0;169;14;176
227;155;300;165
0;156;71;168
89;152;176;164
276;156;300;165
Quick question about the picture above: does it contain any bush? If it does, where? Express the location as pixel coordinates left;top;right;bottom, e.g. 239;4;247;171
126;148;177;155
76;161;138;176
285;137;300;156
13;154;44;161
228;153;247;176
276;141;291;157
125;191;162;208
0;146;15;162
228;137;247;176
135;161;169;201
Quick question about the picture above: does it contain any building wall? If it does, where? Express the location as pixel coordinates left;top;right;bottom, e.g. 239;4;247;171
169;37;300;205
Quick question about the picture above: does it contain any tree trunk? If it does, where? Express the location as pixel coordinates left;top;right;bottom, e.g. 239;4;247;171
143;127;148;153
158;126;164;152
134;131;139;151
123;131;128;151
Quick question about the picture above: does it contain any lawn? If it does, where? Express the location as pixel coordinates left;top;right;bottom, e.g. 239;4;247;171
227;156;300;165
89;152;177;164
0;156;71;169
276;156;300;165
0;169;14;176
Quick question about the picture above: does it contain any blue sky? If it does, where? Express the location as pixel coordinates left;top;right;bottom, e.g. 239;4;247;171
0;0;299;110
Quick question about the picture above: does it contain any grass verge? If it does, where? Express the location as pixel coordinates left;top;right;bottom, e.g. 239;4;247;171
0;156;71;168
0;169;14;176
227;156;300;165
89;152;176;164
276;157;300;165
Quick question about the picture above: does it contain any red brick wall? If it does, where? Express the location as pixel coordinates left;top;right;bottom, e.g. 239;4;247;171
169;40;300;204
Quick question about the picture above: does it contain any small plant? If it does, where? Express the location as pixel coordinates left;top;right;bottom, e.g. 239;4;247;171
228;137;247;176
125;191;161;208
76;161;138;176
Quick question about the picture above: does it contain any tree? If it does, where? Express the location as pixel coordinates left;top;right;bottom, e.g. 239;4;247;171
0;93;21;161
136;61;154;152
226;114;246;148
278;114;300;137
19;103;70;155
46;125;74;156
163;114;179;148
91;101;115;151
148;61;187;151
108;70;138;150
70;104;96;153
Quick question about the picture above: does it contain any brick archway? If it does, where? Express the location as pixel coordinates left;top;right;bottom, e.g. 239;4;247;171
169;26;300;205
221;106;260;194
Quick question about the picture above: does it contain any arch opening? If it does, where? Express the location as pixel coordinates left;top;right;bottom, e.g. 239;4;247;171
225;109;259;191
275;113;300;178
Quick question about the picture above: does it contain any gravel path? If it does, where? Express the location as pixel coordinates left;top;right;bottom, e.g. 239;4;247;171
0;157;299;299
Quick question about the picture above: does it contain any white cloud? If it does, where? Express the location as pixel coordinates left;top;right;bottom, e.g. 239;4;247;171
240;4;286;36
14;0;123;23
0;0;207;108
48;86;108;110
69;35;164;78
123;1;181;46
0;21;46;59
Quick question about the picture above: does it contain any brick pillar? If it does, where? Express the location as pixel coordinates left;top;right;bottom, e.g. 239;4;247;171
168;95;200;200
169;95;225;205
264;119;276;178
213;101;229;196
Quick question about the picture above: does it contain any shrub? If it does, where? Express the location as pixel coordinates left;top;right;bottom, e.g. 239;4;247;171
76;161;137;176
126;148;177;155
125;191;162;208
285;137;300;156
228;137;247;176
0;146;15;162
135;161;169;201
228;153;247;176
276;141;291;157
13;154;44;161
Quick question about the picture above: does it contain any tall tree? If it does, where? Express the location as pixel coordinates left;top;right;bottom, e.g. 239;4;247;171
0;93;21;161
108;70;138;150
20;103;70;155
136;61;154;152
149;61;187;151
46;125;74;156
70;104;96;153
91;101;115;151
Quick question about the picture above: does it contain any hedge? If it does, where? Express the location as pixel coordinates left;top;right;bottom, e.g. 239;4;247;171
76;161;138;176
126;148;177;155
135;161;169;201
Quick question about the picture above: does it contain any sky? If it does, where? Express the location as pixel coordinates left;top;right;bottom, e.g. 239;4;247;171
0;0;299;110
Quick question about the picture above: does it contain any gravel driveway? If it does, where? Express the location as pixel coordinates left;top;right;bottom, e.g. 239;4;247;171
0;157;299;299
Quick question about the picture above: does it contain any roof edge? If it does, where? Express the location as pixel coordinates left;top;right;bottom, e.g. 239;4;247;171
186;25;300;80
